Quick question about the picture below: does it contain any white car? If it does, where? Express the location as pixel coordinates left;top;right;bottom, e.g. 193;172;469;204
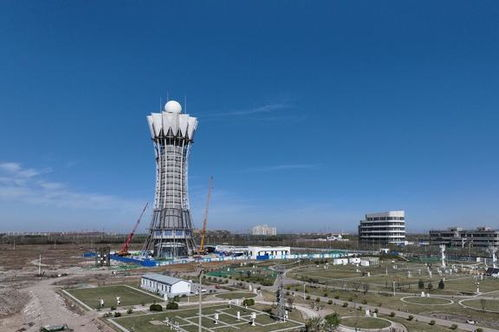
466;320;477;325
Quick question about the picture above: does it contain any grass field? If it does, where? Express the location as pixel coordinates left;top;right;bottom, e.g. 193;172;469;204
402;296;452;305
289;261;499;295
215;292;257;300
206;264;277;286
461;298;499;311
340;316;391;329
111;304;304;332
67;285;160;309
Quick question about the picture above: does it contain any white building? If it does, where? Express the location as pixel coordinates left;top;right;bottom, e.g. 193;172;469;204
251;224;277;236
140;273;191;298
358;210;406;246
215;245;290;259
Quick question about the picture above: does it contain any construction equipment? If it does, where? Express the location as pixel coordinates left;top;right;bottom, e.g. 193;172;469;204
197;176;213;255
117;203;149;256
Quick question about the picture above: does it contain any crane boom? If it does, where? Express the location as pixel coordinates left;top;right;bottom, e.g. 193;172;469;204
199;176;213;254
118;202;149;256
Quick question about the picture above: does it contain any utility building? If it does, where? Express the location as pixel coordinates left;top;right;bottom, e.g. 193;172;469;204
140;273;191;298
143;100;198;258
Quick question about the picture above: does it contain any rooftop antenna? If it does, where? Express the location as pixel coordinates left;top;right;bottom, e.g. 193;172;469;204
184;95;187;113
166;90;169;102
159;97;162;111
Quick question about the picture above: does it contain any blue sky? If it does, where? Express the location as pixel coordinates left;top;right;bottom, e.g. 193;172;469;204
1;1;499;233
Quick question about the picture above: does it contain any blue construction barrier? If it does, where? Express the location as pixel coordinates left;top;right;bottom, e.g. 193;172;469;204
109;254;157;267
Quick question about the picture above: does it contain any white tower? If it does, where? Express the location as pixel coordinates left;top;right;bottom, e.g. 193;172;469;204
440;244;446;268
143;100;198;258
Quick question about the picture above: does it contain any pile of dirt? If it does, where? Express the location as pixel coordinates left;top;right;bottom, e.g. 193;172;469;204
0;288;30;317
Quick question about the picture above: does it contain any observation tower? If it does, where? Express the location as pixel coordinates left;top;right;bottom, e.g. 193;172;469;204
143;100;198;258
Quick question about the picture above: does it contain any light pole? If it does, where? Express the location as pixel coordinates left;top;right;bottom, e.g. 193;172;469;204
198;265;204;332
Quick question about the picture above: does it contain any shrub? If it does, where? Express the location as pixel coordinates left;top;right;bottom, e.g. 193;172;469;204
110;305;116;311
389;312;395;317
173;296;180;302
242;298;255;306
418;279;424;289
328;299;333;305
342;302;348;307
362;299;367;304
315;297;320;303
324;293;328;297
166;302;179;310
429;320;435;326
475;329;483;332
127;308;133;314
334;295;339;299
407;315;414;321
427;282;433;291
114;312;121;317
450;324;458;330
306;295;310;300
149;304;163;312
438;279;445;290
373;308;378;313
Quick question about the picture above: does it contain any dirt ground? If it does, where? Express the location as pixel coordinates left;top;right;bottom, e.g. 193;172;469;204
0;244;236;332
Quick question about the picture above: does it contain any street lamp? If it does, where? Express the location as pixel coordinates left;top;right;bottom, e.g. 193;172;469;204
198;265;204;332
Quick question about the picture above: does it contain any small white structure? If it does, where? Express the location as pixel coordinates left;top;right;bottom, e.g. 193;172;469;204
140;273;191;298
349;257;361;264
360;260;370;267
333;258;349;265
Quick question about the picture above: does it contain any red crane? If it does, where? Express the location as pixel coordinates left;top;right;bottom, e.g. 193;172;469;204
117;202;149;256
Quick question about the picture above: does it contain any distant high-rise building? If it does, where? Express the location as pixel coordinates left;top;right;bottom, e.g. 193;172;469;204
143;100;198;259
251;224;277;236
429;227;499;248
358;210;406;245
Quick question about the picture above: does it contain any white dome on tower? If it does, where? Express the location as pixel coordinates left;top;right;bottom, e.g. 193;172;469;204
164;100;182;113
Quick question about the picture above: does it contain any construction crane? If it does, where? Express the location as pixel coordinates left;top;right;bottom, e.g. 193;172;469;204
117;202;149;256
197;176;213;255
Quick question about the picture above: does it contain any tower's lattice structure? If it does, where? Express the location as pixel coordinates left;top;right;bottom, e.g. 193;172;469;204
143;100;198;258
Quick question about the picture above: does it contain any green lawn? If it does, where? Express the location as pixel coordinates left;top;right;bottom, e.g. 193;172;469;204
216;292;257;300
67;285;160;309
340;316;391;329
403;296;452;305
111;304;304;332
461;298;499;311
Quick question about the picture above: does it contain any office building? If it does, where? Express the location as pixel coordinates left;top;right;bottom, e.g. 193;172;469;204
429;227;499;248
251;224;277;236
358;210;406;245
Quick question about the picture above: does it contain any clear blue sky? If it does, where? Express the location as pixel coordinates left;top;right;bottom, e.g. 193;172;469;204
1;1;498;233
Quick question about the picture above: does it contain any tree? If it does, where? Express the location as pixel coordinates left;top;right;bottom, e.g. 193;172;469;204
418;279;424;289
304;317;323;332
427;282;433;291
362;283;370;295
438;279;445;290
324;313;341;331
